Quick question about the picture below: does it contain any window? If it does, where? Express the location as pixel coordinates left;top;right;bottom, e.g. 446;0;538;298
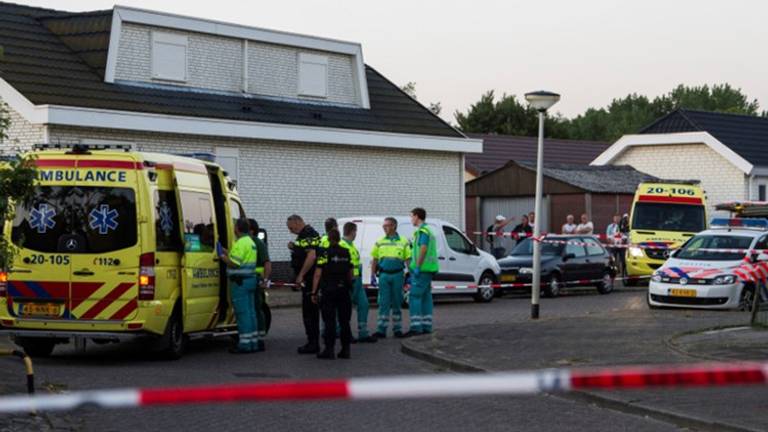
510;238;563;256
179;191;215;252
215;147;239;183
759;185;766;202
155;190;183;252
676;234;754;261
298;53;328;98
442;226;473;255
229;198;246;227
12;186;137;253
583;238;604;256
565;243;586;258
754;235;768;251
152;32;188;82
631;203;705;233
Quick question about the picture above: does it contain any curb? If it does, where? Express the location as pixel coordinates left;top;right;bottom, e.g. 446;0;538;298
400;337;759;432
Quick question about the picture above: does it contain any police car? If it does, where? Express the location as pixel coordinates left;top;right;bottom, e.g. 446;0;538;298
648;218;768;310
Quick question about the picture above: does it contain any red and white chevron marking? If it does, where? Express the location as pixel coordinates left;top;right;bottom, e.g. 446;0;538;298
0;362;765;413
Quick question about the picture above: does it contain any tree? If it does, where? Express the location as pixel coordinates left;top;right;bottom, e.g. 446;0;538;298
400;81;443;116
0;101;37;271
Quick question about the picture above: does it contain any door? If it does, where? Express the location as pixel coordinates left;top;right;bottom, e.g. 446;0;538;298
480;197;549;252
582;237;608;281
439;225;480;283
562;242;588;283
177;189;220;332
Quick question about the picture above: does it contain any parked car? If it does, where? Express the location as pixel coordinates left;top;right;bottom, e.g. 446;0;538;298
338;217;501;303
648;218;768;310
497;235;616;297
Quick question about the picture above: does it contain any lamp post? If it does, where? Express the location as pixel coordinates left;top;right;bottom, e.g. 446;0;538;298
524;90;560;320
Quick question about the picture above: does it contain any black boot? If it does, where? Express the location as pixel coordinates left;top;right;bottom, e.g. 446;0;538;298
317;347;335;359
337;345;350;359
298;342;320;354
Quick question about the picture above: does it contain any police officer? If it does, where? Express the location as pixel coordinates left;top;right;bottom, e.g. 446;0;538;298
320;217;338;249
287;214;321;354
340;222;377;343
371;217;411;339
218;219;261;353
404;208;439;337
311;229;353;359
248;219;270;349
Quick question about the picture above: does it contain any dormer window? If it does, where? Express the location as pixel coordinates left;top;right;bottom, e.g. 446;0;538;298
152;32;188;82
298;53;328;98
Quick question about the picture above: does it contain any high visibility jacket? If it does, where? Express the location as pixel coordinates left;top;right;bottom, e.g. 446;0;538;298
372;234;411;273
339;239;361;277
228;235;257;277
410;224;439;273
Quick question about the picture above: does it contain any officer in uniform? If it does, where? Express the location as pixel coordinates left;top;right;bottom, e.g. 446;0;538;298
311;229;354;359
340;222;377;343
218;219;261;353
371;217;411;339
249;219;270;348
287;214;321;354
319;217;338;249
404;208;439;337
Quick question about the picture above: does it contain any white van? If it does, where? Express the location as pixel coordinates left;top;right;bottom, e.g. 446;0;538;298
338;216;501;303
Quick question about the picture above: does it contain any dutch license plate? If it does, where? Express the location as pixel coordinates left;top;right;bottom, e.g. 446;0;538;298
21;303;61;317
500;274;516;282
669;289;696;297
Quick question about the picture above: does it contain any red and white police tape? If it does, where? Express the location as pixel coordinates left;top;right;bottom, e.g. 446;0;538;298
0;362;766;413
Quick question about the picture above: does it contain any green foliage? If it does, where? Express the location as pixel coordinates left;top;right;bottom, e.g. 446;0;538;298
456;84;763;142
400;81;442;116
0;102;37;270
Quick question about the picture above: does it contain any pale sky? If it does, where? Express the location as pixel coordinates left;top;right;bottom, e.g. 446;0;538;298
15;0;768;123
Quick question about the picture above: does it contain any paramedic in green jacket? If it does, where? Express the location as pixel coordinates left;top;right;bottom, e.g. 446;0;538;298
404;208;438;337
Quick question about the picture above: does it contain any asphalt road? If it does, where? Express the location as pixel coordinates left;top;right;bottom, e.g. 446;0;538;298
3;288;704;431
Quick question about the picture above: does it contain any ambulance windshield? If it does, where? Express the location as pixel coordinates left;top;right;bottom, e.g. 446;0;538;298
631;203;705;233
11;186;137;253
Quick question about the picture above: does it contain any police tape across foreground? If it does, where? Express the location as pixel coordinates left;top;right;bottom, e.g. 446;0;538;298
0;361;765;414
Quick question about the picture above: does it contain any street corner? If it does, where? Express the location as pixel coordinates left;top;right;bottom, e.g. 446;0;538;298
400;331;486;373
666;325;768;362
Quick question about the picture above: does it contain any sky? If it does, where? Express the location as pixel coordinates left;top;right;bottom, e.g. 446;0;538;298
13;0;767;123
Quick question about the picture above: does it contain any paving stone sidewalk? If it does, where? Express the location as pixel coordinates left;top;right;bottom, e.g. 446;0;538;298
402;309;767;432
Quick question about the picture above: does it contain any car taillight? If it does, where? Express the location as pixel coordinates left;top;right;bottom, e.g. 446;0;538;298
139;253;155;300
0;271;7;296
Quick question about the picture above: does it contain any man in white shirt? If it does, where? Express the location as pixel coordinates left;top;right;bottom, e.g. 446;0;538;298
561;214;577;234
576;213;594;235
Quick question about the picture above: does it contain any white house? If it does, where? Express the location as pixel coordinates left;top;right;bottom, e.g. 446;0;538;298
591;109;768;216
0;3;481;268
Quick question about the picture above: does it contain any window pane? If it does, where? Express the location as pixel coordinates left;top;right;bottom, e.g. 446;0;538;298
759;185;766;202
155;190;183;252
180;191;215;252
12;186;137;253
229;199;246;227
565;243;586;258
584;238;604;256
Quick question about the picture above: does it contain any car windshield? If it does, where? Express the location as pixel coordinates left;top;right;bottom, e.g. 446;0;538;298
11;186;138;253
510;238;563;256
632;203;706;233
675;234;754;261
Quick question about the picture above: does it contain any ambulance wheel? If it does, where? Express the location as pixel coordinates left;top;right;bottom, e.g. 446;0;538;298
16;337;55;358
159;307;186;360
474;272;496;303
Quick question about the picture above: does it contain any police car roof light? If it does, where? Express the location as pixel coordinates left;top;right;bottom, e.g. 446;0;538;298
710;218;768;230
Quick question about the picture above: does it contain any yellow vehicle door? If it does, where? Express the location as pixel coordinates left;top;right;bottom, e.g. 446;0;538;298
175;182;221;332
67;157;142;322
6;159;75;320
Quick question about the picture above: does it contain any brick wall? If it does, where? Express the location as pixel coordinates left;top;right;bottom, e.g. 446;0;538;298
612;143;747;216
116;23;359;105
0;102;45;151
47;125;463;263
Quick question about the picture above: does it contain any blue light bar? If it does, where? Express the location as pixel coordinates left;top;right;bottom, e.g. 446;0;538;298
710;218;768;230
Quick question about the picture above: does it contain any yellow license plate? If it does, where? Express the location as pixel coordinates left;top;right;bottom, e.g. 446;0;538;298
669;289;696;297
500;274;516;282
22;303;62;317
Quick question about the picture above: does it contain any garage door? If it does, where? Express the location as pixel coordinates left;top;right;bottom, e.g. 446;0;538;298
480;197;549;253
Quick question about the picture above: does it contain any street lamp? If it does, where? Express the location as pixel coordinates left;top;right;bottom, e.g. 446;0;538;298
525;90;560;320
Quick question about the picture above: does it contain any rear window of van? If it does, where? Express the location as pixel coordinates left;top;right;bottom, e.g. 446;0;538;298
11;186;138;253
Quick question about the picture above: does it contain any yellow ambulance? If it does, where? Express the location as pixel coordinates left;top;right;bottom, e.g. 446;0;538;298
0;144;250;359
625;182;708;285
